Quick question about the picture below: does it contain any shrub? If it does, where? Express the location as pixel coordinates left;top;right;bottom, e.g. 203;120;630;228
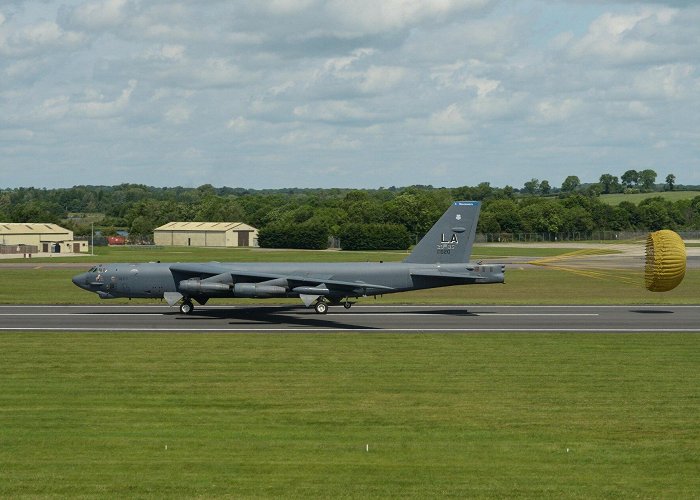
339;223;411;250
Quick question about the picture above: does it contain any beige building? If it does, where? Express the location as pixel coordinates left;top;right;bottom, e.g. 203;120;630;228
154;222;258;247
0;223;89;254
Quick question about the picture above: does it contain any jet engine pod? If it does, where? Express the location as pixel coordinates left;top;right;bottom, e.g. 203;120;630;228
645;229;686;292
233;283;287;298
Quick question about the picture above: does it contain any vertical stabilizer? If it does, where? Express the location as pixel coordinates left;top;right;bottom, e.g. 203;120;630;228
403;201;480;264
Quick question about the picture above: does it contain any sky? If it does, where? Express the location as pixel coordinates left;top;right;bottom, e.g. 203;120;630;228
1;0;699;190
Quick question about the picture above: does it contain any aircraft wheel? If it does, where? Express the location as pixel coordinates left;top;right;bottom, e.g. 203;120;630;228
314;301;328;314
343;301;352;309
180;300;194;315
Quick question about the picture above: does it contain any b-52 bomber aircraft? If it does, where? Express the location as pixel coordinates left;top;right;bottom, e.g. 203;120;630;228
72;201;505;314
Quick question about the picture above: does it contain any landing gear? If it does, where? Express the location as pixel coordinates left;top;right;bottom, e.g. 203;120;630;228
314;301;328;315
180;300;194;315
343;301;352;309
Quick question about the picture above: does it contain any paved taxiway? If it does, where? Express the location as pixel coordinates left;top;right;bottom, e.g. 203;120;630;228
1;305;698;333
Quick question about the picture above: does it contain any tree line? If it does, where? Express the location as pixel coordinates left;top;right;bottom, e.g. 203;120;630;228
1;175;699;250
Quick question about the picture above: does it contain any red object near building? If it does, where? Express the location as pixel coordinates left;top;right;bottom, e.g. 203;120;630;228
107;236;126;246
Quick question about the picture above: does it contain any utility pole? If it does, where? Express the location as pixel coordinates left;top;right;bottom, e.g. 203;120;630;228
91;222;94;256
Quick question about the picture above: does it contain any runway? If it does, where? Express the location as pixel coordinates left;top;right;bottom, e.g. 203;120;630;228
1;304;698;333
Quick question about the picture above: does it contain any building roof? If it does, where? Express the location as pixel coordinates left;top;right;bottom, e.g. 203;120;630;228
154;222;257;232
0;223;72;235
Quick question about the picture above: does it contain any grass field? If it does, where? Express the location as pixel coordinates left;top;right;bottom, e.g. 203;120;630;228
1;332;698;498
1;244;586;264
2;246;698;498
600;190;700;205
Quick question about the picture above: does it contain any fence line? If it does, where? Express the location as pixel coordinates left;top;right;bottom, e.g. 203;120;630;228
475;230;700;243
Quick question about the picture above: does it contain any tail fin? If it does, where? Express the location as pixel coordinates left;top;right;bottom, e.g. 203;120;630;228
403;201;480;264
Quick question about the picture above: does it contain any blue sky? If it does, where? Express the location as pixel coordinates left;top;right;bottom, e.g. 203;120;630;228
1;0;698;189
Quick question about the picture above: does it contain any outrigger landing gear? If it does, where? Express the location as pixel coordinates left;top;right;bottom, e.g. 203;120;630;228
180;299;194;315
314;301;328;315
343;301;352;309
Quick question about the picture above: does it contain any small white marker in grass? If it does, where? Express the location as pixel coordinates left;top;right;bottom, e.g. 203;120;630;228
366;444;369;452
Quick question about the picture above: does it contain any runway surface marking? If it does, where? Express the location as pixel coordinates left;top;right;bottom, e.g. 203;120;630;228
2;328;699;333
0;313;163;316
3;305;699;309
0;312;599;317
1;305;697;334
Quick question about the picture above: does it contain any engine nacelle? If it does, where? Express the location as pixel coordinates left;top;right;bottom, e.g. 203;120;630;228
233;283;287;298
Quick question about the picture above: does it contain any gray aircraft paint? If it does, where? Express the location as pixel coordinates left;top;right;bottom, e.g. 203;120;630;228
72;201;505;314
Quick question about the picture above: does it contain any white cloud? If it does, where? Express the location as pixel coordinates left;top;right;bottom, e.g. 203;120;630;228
431;62;500;97
293;100;376;123
428;103;471;134
632;64;694;99
144;44;185;61
534;98;582;124
68;0;129;30
74;80;137;118
325;0;494;33
567;8;679;65
0;20;86;56
164;105;190;125
359;65;407;93
2;0;700;188
31;80;137;121
227;116;251;133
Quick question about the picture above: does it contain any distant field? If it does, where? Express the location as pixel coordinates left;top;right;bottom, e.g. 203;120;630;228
0;244;588;264
1;332;697;497
600;190;700;205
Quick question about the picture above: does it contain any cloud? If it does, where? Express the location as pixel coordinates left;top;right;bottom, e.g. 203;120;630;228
31;80;137;121
325;0;494;33
534;98;583;124
1;0;700;189
566;8;681;65
65;0;129;30
0;20;86;57
428;103;471;134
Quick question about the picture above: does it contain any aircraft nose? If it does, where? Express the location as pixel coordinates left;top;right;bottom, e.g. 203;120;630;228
72;273;87;288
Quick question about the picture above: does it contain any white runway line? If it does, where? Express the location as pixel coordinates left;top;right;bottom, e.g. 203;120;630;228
0;313;164;316
1;328;699;333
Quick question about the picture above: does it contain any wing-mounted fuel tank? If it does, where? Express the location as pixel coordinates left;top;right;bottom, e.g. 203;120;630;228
178;272;233;297
178;273;288;298
232;283;287;298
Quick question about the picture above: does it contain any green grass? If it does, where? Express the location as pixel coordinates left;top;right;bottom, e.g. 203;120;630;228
600;190;700;205
1;268;698;305
1;244;588;264
1;332;698;498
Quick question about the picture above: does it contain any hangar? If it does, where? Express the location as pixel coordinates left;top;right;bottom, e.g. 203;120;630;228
0;223;89;254
154;222;258;248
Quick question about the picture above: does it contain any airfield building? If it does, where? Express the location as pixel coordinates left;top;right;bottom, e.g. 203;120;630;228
154;222;259;248
0;223;89;254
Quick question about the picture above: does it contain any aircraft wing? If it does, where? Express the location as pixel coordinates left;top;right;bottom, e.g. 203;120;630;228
410;269;478;281
169;263;394;292
410;267;504;285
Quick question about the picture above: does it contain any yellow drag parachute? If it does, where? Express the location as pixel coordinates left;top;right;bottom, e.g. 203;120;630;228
645;230;686;292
